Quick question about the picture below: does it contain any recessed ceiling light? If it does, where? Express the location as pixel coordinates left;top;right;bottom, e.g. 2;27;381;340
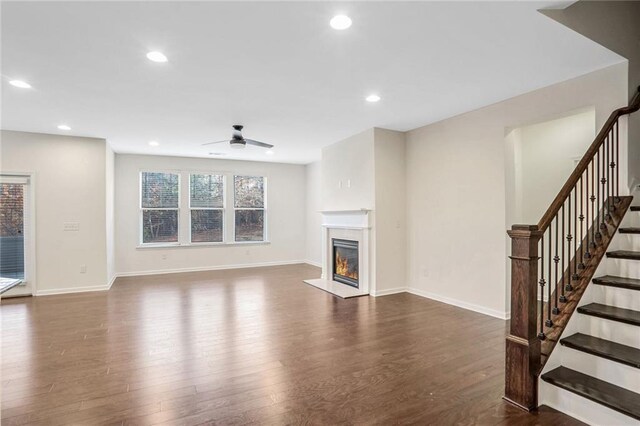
146;51;168;63
366;94;381;103
330;15;352;30
9;80;31;89
57;124;71;131
148;140;160;146
265;150;274;155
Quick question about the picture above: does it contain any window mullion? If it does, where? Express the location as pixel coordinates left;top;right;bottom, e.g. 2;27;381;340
179;171;189;245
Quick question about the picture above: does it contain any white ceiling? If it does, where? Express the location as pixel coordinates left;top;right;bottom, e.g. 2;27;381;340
1;1;623;164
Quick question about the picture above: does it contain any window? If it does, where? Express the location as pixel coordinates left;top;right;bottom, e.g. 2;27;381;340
0;180;25;279
234;176;266;242
190;174;224;243
138;171;267;246
140;172;179;244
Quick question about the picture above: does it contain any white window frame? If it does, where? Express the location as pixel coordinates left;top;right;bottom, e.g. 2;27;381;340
233;175;268;243
188;173;226;245
139;171;181;246
137;170;269;248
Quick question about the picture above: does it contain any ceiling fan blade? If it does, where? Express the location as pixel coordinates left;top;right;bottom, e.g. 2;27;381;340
201;140;229;146
245;139;274;149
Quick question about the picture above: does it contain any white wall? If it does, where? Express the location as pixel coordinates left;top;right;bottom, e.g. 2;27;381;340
543;1;640;188
373;128;407;294
405;63;627;319
305;161;322;266
513;109;596;224
0;130;109;294
320;129;375;211
114;154;307;275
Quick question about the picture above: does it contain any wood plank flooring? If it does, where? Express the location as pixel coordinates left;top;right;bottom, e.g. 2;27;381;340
1;264;582;425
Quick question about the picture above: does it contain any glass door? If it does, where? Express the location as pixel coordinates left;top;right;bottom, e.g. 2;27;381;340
0;174;33;296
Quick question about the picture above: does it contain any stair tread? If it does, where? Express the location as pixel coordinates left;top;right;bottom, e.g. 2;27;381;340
541;366;640;420
593;275;640;290
619;227;640;234
607;250;640;260
561;333;640;369
577;303;640;326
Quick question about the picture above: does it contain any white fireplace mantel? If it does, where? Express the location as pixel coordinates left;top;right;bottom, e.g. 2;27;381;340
320;209;371;230
303;209;372;298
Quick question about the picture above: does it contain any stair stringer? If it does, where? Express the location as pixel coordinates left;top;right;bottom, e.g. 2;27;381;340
538;212;640;425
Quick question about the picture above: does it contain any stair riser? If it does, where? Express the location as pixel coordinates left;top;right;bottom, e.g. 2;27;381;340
579;315;640;348
621;211;640;227
616;234;640;251
539;380;636;426
591;285;640;311
606;258;640;280
560;348;640;393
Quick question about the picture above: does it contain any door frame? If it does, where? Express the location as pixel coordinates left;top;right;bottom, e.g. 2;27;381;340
1;171;36;297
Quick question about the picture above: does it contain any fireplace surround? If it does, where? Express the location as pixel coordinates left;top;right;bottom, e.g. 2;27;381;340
303;209;371;298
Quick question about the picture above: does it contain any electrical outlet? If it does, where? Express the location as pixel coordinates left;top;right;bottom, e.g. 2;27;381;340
421;266;429;278
347;179;351;188
80;265;87;274
161;254;167;260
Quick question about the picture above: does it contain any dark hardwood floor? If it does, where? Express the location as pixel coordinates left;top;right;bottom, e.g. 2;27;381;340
1;264;582;425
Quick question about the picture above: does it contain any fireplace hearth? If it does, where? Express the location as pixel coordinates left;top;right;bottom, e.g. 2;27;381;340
332;238;359;288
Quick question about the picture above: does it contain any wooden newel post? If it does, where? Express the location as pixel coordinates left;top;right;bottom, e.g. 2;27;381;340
504;224;542;411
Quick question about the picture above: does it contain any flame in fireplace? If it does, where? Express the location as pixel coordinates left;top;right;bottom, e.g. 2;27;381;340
335;252;358;280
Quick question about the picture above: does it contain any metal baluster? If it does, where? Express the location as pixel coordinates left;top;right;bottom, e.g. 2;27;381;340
566;193;573;292
585;164;591;260
539;233;546;340
553;213;560;315
590;159;596;248
601;141;607;230
596;147;602;240
560;203;567;303
546;228;553;326
613;120;620;203
606;132;612;218
578;175;585;269
572;185;578;283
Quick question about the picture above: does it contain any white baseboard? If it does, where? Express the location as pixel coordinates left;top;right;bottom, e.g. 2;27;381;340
116;260;307;278
304;259;322;268
406;287;510;320
36;284;111;297
371;287;407;297
107;274;117;290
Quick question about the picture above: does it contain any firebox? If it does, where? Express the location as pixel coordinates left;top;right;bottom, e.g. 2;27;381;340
332;238;359;288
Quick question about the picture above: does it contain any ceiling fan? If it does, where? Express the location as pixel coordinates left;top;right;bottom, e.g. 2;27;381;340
202;125;274;150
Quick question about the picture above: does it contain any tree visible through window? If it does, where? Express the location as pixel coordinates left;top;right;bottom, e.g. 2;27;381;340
0;183;25;278
141;172;179;244
234;176;265;241
190;174;224;243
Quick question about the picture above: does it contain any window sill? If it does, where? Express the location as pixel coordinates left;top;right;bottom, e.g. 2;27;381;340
136;241;271;249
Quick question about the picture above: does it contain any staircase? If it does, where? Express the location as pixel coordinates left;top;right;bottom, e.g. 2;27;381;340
504;87;640;424
539;205;640;423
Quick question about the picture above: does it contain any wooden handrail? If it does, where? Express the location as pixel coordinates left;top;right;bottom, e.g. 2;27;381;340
538;86;640;231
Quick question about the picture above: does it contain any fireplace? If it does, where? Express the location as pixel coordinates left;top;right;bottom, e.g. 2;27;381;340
332;238;359;288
